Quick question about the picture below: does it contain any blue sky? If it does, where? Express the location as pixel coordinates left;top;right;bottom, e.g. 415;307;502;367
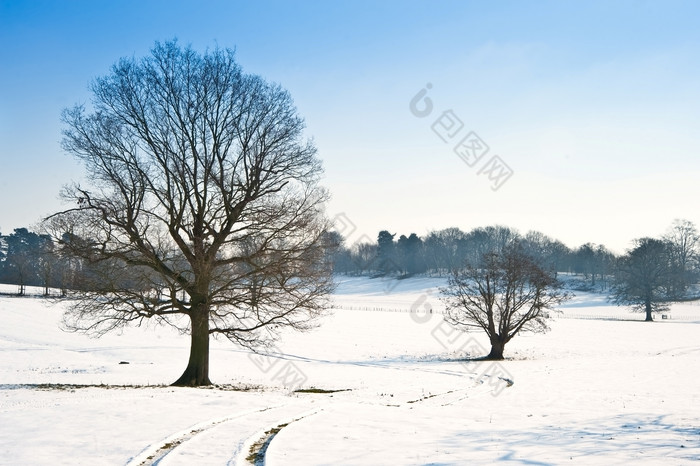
2;0;700;252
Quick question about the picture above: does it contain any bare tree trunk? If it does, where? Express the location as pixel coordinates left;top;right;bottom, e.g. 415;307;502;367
486;338;505;360
172;306;211;386
645;298;654;322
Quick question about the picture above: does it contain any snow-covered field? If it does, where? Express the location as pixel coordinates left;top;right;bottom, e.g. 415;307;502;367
1;277;699;465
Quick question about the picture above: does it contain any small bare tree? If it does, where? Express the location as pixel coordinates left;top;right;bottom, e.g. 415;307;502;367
440;245;568;360
45;40;334;386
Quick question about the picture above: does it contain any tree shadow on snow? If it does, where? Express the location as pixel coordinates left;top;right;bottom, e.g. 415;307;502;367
439;413;700;464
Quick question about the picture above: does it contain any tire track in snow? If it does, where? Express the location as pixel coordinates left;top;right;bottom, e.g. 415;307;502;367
655;345;700;357
234;408;320;466
125;402;319;466
125;406;284;466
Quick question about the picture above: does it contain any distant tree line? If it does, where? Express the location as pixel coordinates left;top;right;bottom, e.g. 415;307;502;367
328;219;700;304
328;225;619;285
2;219;699;308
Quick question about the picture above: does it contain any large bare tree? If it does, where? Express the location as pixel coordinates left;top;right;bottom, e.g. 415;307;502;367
440;245;568;360
46;41;334;386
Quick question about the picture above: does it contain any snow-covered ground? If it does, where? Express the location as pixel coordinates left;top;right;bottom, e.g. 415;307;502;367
1;277;699;465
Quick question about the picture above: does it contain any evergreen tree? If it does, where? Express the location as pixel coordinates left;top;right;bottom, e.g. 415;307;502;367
2;228;52;294
376;230;396;274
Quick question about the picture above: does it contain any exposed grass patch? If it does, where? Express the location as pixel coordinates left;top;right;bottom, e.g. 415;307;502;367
194;383;263;392
407;390;454;404
294;387;351;394
1;383;168;391
0;382;262;392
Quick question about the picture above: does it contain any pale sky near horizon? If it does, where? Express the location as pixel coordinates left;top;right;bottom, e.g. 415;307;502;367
1;0;700;253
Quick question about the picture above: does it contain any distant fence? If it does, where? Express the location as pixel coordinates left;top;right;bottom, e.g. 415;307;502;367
334;304;443;314
334;305;699;322
557;313;699;321
0;286;63;298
